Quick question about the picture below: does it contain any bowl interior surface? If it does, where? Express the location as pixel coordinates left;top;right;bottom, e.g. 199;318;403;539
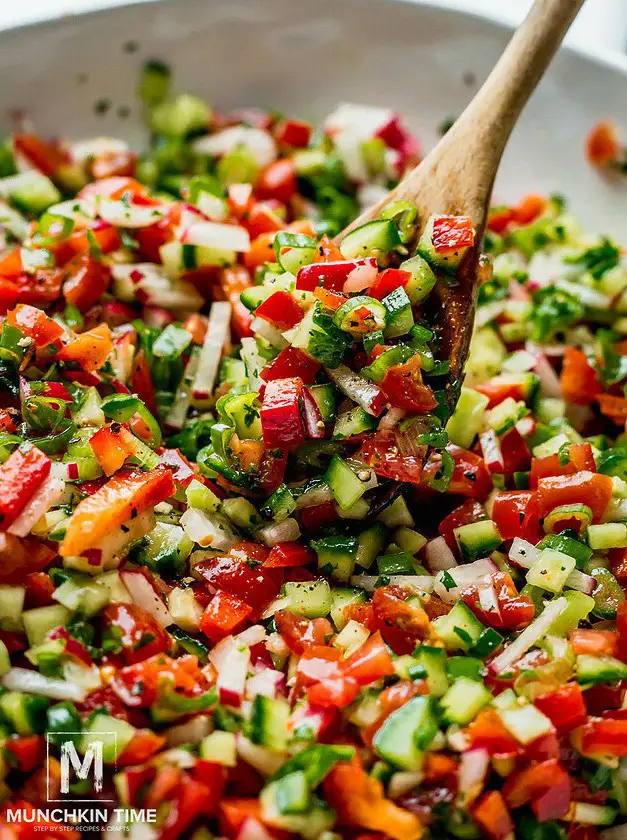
0;0;625;238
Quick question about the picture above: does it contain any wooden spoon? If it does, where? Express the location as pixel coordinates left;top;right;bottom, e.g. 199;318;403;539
337;0;585;401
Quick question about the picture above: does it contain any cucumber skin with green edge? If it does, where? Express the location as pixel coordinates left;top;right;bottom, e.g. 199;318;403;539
590;567;625;619
79;713;136;763
432;600;485;652
454;520;502;561
332;406;377;440
576;654;627;686
355;523;387;570
241;286;273;312
0;691;50;736
311;535;358;582
414;645;449;697
325;456;368;510
329;586;366;630
248;695;289;751
307;384;336;423
399;254;437;304
340;220;401;260
284;580;332;618
382;287;414;338
373;695;437;770
440;677;492;725
446;387;489;450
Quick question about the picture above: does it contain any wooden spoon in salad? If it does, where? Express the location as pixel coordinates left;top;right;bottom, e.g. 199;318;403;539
337;0;585;399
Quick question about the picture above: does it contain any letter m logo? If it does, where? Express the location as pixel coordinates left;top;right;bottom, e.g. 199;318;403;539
59;739;105;796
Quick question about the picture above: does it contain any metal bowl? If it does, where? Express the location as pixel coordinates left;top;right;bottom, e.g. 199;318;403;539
1;0;625;237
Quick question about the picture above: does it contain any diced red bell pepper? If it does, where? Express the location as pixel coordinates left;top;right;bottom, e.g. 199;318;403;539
260;377;305;449
195;544;278;621
560;347;602;405
6;304;64;349
501;758;568;809
60;468;175;557
537;471;613;523
380;355;437;414
56;323;114;373
117;730;166;766
255;159;297;204
0;445;51;530
341;631;395;686
432;215;475;253
274;610;333;655
530;442;597;488
531;772;571;823
500;427;531;477
369;268;412;300
533;683;587;733
159;776;215;840
296;258;377;293
468;709;521;758
23;571;55;608
308;675;360;708
62;252;112;313
199;590;253;642
491;491;542;542
597;393;627;425
241;203;283;239
471;791;514;840
255;290;303;330
102;602;171;665
260;346;320;385
274;118;312;148
570;628;618;657
264;542;314;568
580;718;627;756
13;134;68;175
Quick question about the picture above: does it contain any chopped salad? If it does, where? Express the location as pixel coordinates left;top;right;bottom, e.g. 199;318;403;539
0;62;626;840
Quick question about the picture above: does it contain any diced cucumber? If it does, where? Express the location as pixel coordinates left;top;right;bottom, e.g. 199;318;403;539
526;549;576;595
325;456;370;510
432;601;485;652
398;254;437;304
22;605;71;647
447;656;484;681
168;588;203;633
0;640;9;677
569;803;619;826
1;170;62;213
446;387;489;449
576;654;627;686
186;479;221;513
485;397;528;436
53;577;111;618
454;520;502;561
394;527;428;555
260;783;336;840
591;567;625;619
169;627;209;663
307;384;336;424
440;677;491;725
548;590;595;636
377;552;415;575
0;691;49;735
130;521;193;577
0;586;25;632
355;523;387;569
79;713;136;763
332;406;377;440
465;328;506;384
382;287;413;338
284;580;332;618
262;484;297;524
248;695;289;752
222;497;261;530
241;285;273;312
414;646;449;697
311;535;358;582
200;730;237;766
46;701;82;745
537;533;592;569
373;695;437;770
274;770;311;815
587;522;627;550
340;220;401;260
497;703;552;745
377;495;414;528
329;587;366;631
417;214;474;270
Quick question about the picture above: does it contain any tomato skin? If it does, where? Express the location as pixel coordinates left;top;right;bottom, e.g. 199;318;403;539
501;758;568;809
561;347;602;405
342;631;395;686
372;585;430;654
491;491;542;542
274;118;312;148
102;603;171;664
255;290;303;330
468;709;520;757
369;268;411;300
307;675;360;708
13;134;68;176
274;610;333;655
199;590;252;642
62;252;111;313
13;268;64;306
380;355;437;414
4;735;45;773
432;215;475;253
111;653;206;708
461;571;534;631
446;445;493;500
263;542;314;568
537;470;613;523
570;629;618;658
255;159;297;204
533;683;587;733
530;442;597;488
500;427;530;477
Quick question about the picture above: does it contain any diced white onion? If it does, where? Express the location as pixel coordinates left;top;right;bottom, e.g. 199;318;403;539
8;475;65;538
457;747;489;804
181;508;239;551
251;316;289;349
525;343;562;398
217;645;250;707
433;558;498;604
120;570;172;627
424;536;458;573
508;537;540;569
193;301;232;400
236;734;285;777
349;574;434;594
165;715;212;747
565;568;596;595
237;818;276;840
258;518;301;547
388;771;424;799
180;221;250;253
70;136;129;163
326;364;385;416
235;625;267;647
490;596;567;675
2;667;88;702
193;126;277;168
241;337;265;392
98;197;167;228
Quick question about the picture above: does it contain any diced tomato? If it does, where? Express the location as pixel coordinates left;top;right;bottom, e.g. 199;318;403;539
530;442;597;488
219;265;254;337
514;193;548;226
260;377;305;449
195;547;278;621
23;571;55;608
471;791;514;840
461;570;534;631
130;349;158;417
369;268;411;300
446;445;493;500
488;206;516;235
0;533;54;585
500;427;530;477
243;232;276;271
0;445;51;531
308;675;360;708
560;347;602;405
432;215;474;253
362;680;427;747
296;258;376;293
220;799;267;838
570;628;618;657
62;252;111;313
342;630;395;685
56;322;113;372
255;289;303;330
13;134;68;176
259;346;320;385
536;471;613;523
60;468;175;557
102;603;171;664
533;683;587;733
274;118;312;148
598;393;627;425
323;756;423;840
380;355;437;414
117;730;165;766
299;500;338;532
65;222;121;259
255;158;297;204
6;304;64;349
531;772;571;822
474;376;531;408
580;717;627;756
274;610;333;655
159;775;215;840
372;585;430;654
610;548;627;587
200;590;252;642
12;268;64;306
491;490;542;542
111;653;207;708
586;120;621;167
264;542;314;568
468;709;520;757
4;735;45;773
501;759;568;809
314;234;344;263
